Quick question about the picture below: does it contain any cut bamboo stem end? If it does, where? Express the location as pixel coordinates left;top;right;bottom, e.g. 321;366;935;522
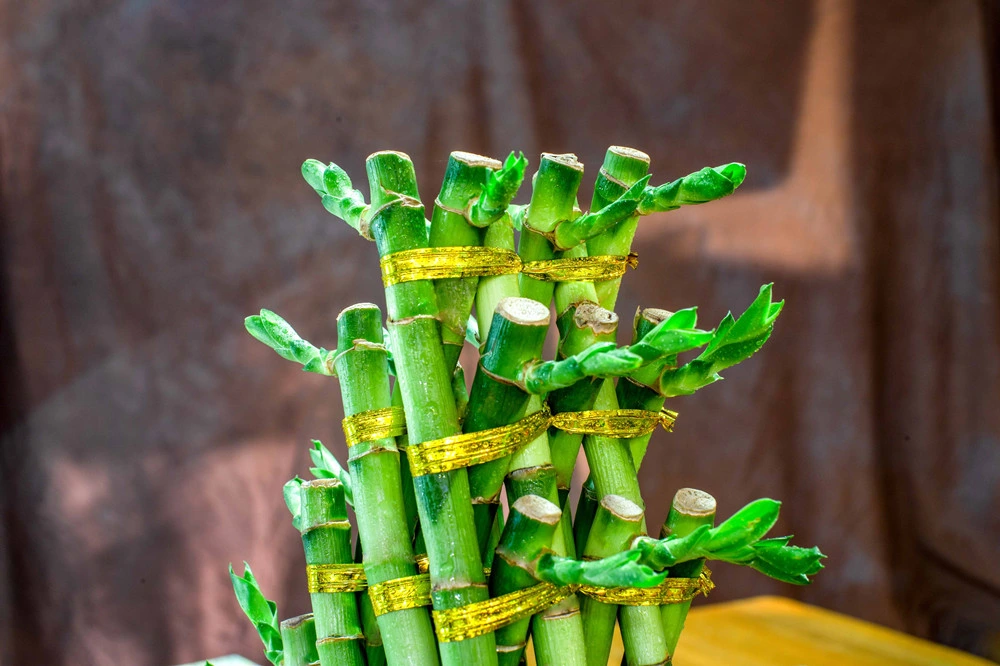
281;614;320;666
661;489;718;656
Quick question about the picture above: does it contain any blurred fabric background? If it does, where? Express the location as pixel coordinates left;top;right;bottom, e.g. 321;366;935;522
2;1;998;664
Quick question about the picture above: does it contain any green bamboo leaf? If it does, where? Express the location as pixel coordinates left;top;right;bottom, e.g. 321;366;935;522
282;477;304;531
535;549;667;588
465;315;481;348
552;175;652;249
244;310;336;376
523;308;714;394
308;440;353;506
638;163;746;215
470;151;528;226
658;284;783;397
300;159;370;235
229;562;283;666
301;159;327;195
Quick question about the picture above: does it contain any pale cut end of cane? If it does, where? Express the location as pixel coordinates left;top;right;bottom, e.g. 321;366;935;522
574;301;618;335
281;613;315;630
338;302;380;317
637;307;673;326
600;494;644;522
497;297;550;327
367;149;411;162
542;152;584;171
608;146;651;164
512;494;562;525
302;478;343;490
451;151;503;171
672;488;717;517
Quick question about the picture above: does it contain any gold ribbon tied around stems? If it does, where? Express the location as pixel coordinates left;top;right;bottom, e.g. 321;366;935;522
379;247;638;287
432;583;573;643
405;406;678;477
342;406;407;447
306;564;368;594
553;408;678;438
405;406;553;477
368;574;433;616
576;567;714;606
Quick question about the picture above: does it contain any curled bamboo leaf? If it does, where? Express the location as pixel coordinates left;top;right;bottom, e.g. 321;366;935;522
245;310;336;376
282;476;304;531
308;440;353;506
630;498;825;585
301;159;371;236
523;307;714;394
637;163;746;215
535;549;666;588
229;562;282;666
470;151;528;226
657;284;783;397
552;175;651;249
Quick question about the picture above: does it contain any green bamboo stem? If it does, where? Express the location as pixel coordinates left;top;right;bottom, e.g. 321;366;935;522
572;478;599;556
430;152;502;370
490;495;564;666
475;214;520;342
659;489;717;657
579;495;645;666
335;303;439;666
465;297;551;556
298;479;365;666
280;614;321;666
366;151;497;665
616;308;674;469
517;153;584;307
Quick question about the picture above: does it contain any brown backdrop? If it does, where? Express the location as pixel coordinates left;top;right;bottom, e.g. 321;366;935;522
2;1;999;664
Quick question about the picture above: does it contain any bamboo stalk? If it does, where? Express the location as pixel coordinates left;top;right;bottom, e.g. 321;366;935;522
465;296;551;556
299;479;365;666
430;152;502;370
280;614;321;666
490;495;564;666
572;478;599;557
335;303;440;666
366;151;497;665
579;496;644;666
659;489;717;657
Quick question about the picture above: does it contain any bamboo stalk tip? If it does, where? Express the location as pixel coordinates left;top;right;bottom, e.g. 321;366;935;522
451;151;503;170
302;478;343;490
497;297;550;326
511;494;563;525
573;302;618;335
639;307;673;325
280;613;314;630
338;302;380;317
367;149;411;162
608;146;650;163
541;152;584;171
599;494;644;521
672;488;717;517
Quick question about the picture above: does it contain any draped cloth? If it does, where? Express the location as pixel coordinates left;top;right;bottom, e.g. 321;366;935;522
1;1;997;663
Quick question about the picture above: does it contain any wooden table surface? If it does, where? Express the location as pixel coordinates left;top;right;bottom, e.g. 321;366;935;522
667;596;992;666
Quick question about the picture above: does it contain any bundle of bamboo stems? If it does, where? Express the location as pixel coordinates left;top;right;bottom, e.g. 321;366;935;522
227;147;825;666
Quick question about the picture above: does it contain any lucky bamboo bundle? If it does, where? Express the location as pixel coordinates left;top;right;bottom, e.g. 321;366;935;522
223;144;826;666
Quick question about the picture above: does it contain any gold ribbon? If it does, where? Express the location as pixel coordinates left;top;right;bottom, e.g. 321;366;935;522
379;247;638;287
432;583;572;643
368;574;433;616
576;568;713;606
405;406;552;477
306;564;368;594
552;408;678;438
342;406;407;447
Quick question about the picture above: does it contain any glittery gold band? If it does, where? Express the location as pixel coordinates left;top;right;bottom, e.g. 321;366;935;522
306;563;368;594
577;567;713;606
404;406;553;477
379;247;638;287
552;408;678;438
432;583;572;643
368;574;433;616
342;406;407;447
